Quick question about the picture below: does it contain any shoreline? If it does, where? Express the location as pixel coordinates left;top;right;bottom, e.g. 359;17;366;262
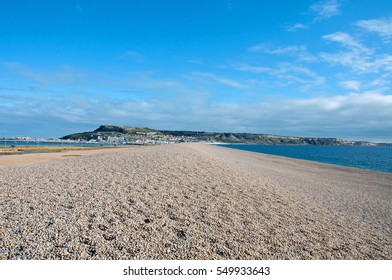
0;145;129;153
1;143;390;259
214;143;392;174
192;144;392;234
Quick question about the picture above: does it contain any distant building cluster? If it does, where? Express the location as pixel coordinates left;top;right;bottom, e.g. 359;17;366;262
3;136;32;140
89;131;209;145
3;125;384;146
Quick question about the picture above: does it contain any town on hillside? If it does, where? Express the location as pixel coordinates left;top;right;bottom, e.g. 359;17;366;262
57;125;380;146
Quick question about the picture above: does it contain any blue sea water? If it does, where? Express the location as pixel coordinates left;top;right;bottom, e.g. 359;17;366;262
0;141;114;147
217;144;392;173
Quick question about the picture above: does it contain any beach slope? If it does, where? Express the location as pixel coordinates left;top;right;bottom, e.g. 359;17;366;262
0;143;390;259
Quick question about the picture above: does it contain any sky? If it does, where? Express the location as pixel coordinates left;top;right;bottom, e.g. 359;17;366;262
1;0;392;142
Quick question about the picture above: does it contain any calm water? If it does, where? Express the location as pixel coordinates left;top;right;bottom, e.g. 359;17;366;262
0;141;114;147
217;144;392;173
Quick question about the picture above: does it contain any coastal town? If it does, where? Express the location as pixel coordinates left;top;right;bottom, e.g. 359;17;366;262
1;124;386;146
1;131;210;146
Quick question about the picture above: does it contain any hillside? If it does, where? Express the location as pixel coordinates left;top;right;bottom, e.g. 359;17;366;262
61;125;158;141
94;125;155;134
60;125;377;146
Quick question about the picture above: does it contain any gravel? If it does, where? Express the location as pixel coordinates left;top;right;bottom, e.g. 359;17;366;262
0;143;391;259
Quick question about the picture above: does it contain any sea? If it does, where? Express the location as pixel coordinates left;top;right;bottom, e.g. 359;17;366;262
217;144;392;173
0;141;116;147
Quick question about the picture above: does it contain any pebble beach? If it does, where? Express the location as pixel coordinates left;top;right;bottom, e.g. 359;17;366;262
0;143;391;259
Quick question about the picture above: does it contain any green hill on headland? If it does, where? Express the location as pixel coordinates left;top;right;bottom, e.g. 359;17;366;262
60;125;378;146
93;125;155;134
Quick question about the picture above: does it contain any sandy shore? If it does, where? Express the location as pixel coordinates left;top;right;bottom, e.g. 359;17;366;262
0;143;391;259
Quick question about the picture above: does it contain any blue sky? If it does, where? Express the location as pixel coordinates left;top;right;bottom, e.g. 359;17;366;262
1;0;392;142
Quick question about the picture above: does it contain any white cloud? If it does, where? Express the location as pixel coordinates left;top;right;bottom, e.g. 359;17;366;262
287;23;308;32
3;62;89;86
320;32;392;73
369;74;391;88
249;43;317;62
286;1;342;32
2;62;391;142
214;77;246;89
237;63;325;90
189;72;247;89
286;0;341;31
322;32;367;50
355;17;392;39
3;63;185;93
311;0;342;21
237;64;272;74
339;80;361;91
320;50;392;73
3;88;391;141
249;44;304;55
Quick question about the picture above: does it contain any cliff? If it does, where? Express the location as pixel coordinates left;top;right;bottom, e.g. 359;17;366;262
61;125;378;146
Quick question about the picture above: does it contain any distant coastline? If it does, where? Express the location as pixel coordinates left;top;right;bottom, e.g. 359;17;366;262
58;124;390;146
3;124;390;147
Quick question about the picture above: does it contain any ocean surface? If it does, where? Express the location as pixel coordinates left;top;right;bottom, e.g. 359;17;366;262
217;144;392;173
0;141;115;147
